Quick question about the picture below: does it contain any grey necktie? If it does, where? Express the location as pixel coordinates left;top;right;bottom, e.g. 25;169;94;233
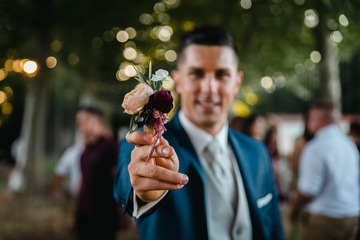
205;139;226;178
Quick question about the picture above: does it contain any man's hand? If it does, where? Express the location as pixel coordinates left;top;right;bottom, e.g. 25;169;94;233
126;130;189;203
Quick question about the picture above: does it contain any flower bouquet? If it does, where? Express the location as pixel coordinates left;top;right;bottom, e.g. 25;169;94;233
122;63;174;164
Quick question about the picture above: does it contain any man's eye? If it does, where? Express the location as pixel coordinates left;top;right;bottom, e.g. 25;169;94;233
215;70;228;79
190;69;203;78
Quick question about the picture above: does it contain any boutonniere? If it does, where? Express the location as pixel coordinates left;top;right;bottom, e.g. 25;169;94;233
122;62;174;164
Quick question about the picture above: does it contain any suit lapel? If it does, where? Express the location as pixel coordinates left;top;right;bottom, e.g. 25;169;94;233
166;113;206;183
228;130;263;239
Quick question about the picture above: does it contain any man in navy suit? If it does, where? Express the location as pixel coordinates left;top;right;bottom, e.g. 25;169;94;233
114;26;285;240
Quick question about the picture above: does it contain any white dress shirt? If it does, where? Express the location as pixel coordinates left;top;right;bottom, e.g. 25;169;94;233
298;124;360;217
179;111;252;240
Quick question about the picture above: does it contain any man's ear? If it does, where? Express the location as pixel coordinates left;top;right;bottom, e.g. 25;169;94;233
171;70;181;94
234;71;244;93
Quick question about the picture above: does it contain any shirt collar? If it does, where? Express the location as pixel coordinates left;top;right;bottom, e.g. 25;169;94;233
179;110;229;155
315;124;340;139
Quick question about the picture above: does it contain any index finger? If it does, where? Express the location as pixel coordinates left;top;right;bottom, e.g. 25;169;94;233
126;130;153;146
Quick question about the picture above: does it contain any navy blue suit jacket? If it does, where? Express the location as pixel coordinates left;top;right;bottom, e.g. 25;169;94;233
114;113;285;240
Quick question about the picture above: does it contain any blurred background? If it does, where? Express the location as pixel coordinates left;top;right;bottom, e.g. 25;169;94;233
0;0;359;239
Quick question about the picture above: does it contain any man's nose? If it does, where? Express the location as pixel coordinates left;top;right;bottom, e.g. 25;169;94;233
201;74;217;93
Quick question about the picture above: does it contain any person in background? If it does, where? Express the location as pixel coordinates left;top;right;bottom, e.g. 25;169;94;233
263;125;284;202
289;100;359;240
51;132;83;203
71;106;119;240
349;122;360;152
348;122;360;240
230;113;266;141
114;26;284;240
290;111;313;182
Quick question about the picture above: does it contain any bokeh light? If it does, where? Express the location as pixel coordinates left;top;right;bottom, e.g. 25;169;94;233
3;86;13;98
123;47;137;60
1;102;13;115
339;14;349;27
139;13;153;25
116;30;129;43
245;92;258;105
12;60;22;72
240;0;252;9
330;30;343;43
68;53;79;65
46;56;57;68
103;30;115;42
310;51;321;63
232;99;250;117
0;91;6;104
165;50;177;62
23;60;38;74
125;27;137;39
50;40;63;52
0;68;8;81
92;37;103;48
304;9;319;28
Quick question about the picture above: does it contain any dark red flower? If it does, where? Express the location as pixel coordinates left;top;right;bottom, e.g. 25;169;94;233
149;90;173;113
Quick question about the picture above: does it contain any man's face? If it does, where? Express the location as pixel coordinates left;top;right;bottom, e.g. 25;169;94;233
173;45;242;134
76;111;100;143
307;108;327;134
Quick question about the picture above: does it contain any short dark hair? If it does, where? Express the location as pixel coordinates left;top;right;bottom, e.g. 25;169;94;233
350;122;360;136
78;105;104;119
177;26;239;64
309;100;340;122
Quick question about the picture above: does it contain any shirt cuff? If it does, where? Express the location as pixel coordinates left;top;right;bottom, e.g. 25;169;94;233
132;190;168;218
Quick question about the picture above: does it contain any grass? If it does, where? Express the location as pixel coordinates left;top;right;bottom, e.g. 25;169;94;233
0;163;139;240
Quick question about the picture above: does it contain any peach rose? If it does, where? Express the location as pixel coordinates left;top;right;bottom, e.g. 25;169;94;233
122;83;154;115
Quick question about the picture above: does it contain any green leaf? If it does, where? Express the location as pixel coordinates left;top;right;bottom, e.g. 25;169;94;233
134;66;151;86
129;115;138;133
148;61;152;80
153;81;163;91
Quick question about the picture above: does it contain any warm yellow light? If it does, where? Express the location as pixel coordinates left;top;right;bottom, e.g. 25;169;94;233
50;40;63;52
116;30;129;43
12;60;22;72
165;50;177;62
3;87;13;98
46;56;57;68
123;47;137;60
125;27;137;39
260;76;274;90
0;69;8;81
124;65;137;77
1;102;13;115
183;21;194;31
116;69;129;81
158;26;173;42
23;60;38;74
68;53;79;65
245;92;258;105
0;91;6;104
5;59;14;72
232;100;250;117
139;13;153;25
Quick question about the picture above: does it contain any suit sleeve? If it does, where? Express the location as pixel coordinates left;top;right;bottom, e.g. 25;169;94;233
113;137;134;215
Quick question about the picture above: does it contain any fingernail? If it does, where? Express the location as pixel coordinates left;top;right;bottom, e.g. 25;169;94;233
162;146;170;155
181;174;189;185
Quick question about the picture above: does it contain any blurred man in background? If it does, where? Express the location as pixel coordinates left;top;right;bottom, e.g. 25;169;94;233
289;101;359;240
71;106;119;240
